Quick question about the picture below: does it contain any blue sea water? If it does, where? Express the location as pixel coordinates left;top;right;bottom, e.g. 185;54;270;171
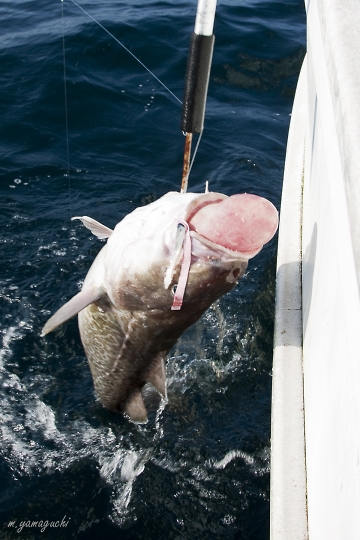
0;1;305;538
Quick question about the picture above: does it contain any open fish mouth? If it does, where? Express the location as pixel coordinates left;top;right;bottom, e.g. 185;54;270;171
185;192;278;259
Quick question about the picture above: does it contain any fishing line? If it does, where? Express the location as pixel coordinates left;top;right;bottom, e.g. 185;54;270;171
61;0;205;190
67;0;182;106
188;130;203;176
61;0;71;217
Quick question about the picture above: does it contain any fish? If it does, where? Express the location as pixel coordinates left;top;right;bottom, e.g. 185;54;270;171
41;190;278;423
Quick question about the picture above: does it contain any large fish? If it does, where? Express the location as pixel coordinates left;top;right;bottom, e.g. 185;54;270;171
41;191;278;422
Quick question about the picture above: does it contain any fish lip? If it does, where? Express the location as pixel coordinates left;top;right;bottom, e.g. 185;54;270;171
184;192;228;224
185;191;277;259
189;231;261;260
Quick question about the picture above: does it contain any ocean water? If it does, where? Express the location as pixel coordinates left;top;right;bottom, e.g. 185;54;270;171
0;1;305;538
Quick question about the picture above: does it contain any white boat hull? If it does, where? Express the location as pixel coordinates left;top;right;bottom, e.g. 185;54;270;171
271;0;360;538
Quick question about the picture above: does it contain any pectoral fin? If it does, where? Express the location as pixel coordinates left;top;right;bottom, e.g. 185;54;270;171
41;286;103;336
71;216;113;239
146;352;167;399
124;389;148;424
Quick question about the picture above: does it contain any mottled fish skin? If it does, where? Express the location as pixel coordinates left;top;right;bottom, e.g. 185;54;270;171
42;191;278;423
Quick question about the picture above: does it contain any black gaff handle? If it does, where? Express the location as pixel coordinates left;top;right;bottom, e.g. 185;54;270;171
181;32;215;134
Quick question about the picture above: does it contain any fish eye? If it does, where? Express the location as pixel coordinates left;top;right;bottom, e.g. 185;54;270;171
171;285;177;295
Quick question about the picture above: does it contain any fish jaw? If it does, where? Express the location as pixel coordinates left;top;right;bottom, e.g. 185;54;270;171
187;192;279;258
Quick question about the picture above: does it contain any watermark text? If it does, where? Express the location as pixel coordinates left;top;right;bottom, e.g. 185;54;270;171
8;515;71;533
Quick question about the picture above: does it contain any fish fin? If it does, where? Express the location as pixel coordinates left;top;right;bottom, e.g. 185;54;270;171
41;287;102;337
146;352;167;399
124;389;148;424
71;216;113;239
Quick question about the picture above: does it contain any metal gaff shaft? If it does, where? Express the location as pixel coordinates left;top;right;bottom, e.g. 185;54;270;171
180;133;193;194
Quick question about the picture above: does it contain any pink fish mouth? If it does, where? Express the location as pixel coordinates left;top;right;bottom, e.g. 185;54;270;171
186;193;279;259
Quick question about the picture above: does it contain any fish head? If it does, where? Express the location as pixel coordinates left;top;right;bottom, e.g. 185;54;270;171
103;191;278;319
165;191;278;323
